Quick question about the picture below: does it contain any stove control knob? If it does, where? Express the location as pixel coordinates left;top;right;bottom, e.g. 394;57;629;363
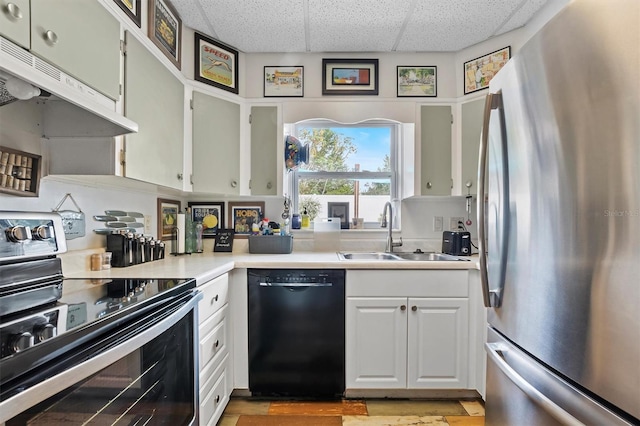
11;332;34;353
5;225;31;242
35;324;57;342
32;225;53;240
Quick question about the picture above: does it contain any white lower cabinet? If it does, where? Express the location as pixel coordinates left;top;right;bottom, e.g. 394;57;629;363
346;270;470;390
197;274;232;426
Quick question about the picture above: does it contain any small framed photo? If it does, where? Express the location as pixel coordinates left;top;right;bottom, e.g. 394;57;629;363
464;46;511;94
195;32;239;94
397;66;437;97
148;0;181;69
328;202;350;229
113;0;141;27
188;201;224;238
157;198;181;240
227;201;265;238
322;59;378;96
264;66;304;97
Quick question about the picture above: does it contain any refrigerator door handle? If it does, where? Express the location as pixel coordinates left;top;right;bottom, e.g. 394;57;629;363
478;92;506;308
486;342;585;426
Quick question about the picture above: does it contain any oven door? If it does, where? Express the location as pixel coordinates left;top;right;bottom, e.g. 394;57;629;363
0;290;201;425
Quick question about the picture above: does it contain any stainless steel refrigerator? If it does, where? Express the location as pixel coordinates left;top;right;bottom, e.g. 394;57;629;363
478;0;639;424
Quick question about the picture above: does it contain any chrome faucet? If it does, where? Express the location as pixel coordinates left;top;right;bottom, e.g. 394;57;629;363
381;201;403;253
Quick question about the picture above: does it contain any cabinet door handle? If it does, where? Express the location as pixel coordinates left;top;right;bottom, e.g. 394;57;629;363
6;3;23;19
411;305;417;312
214;340;219;349
215;395;220;404
266;181;273;189
230;180;238;188
426;181;433;189
400;305;406;311
176;173;183;181
44;30;59;45
211;294;219;304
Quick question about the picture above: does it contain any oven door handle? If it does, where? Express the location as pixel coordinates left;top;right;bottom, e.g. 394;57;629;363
0;290;202;423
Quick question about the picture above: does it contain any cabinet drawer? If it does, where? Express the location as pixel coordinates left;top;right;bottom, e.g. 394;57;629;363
198;274;229;324
199;354;229;426
199;305;228;371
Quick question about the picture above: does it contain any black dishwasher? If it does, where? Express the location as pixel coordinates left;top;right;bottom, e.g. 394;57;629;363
248;269;345;397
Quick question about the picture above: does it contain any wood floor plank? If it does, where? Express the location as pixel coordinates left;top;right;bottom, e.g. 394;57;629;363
268;400;368;416
237;415;342;425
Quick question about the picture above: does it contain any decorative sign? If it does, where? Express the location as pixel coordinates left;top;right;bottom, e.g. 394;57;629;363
214;229;234;252
188;201;224;238
464;46;511;94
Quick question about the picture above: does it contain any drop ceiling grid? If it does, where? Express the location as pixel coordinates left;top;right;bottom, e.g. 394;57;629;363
307;0;413;52
494;0;549;36
197;0;307;52
397;0;520;51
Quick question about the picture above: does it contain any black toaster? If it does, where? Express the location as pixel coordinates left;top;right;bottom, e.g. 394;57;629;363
442;231;471;256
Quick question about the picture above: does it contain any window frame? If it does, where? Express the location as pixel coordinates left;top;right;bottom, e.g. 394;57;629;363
289;119;400;228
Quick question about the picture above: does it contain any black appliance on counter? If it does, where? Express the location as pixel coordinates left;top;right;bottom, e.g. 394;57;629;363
0;211;200;425
442;230;471;256
248;269;345;397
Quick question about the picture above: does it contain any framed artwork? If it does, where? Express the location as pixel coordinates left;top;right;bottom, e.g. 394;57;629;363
195;32;239;94
227;201;265;238
397;66;437;97
264;66;304;97
328;202;350;229
188;201;224;238
464;46;511;94
148;0;182;69
322;59;378;96
114;0;141;27
157;198;181;240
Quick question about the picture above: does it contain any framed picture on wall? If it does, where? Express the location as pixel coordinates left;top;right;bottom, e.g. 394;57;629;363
148;0;182;69
322;59;378;96
188;201;224;238
227;201;265;238
113;0;141;27
194;32;239;94
264;66;304;97
397;66;437;97
157;198;181;240
463;46;511;94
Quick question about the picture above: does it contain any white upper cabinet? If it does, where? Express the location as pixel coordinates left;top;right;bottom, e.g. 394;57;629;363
29;0;121;100
250;106;278;196
421;105;452;195
0;0;30;48
460;98;485;195
192;91;240;195
124;32;185;190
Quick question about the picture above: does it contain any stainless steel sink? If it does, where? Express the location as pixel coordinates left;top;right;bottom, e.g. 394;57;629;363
337;252;469;261
393;252;468;261
338;252;402;261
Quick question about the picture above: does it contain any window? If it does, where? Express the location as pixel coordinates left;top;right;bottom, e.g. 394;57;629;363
288;119;399;228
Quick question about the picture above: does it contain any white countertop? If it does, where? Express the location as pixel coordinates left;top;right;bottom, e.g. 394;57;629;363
62;251;480;285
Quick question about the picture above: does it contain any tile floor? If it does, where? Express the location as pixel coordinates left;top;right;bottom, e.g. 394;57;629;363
218;398;485;425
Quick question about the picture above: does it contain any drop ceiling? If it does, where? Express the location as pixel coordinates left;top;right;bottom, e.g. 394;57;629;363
170;0;550;53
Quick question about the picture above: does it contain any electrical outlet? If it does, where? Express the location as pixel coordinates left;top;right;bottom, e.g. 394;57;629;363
144;215;152;234
433;216;443;232
449;217;464;231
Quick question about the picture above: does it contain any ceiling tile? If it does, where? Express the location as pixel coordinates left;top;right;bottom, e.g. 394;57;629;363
308;0;413;52
197;0;307;52
496;0;550;35
397;0;522;51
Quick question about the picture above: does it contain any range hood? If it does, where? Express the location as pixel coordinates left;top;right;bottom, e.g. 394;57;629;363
0;35;138;137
